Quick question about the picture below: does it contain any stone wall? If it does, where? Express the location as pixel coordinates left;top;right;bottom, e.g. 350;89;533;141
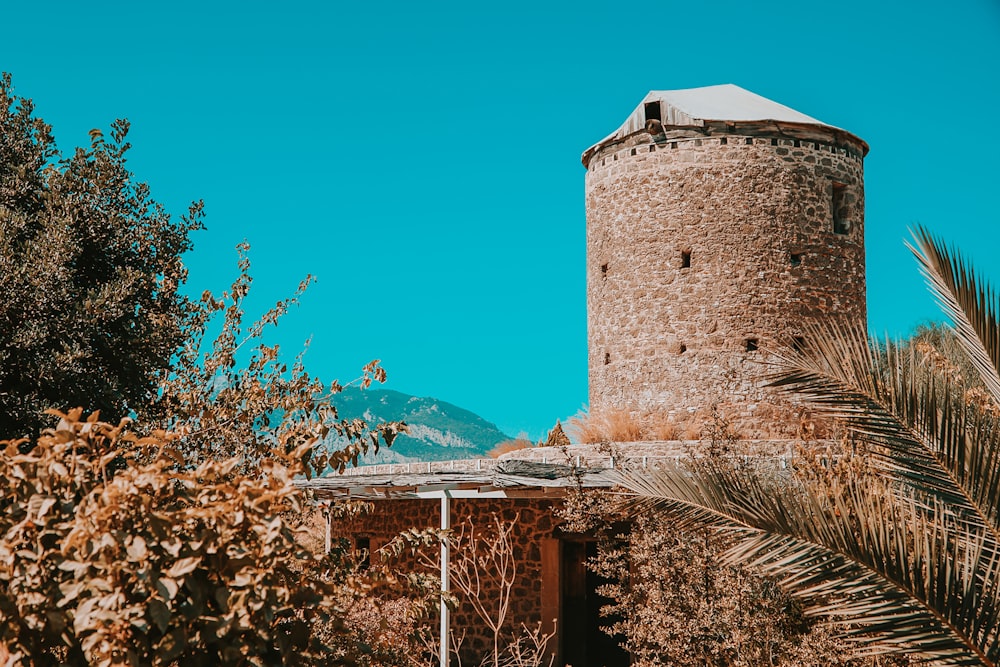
585;132;866;437
333;498;560;665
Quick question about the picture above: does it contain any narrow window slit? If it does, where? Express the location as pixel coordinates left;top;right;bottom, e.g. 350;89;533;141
832;182;848;234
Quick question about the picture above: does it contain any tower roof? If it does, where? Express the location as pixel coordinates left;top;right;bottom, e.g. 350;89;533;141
583;84;867;166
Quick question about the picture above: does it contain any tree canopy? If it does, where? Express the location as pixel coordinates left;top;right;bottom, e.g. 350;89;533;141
0;73;201;437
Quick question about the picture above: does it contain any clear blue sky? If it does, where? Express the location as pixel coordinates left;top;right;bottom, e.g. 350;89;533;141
3;0;998;439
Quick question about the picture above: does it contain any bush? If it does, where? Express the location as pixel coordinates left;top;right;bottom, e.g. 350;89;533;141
0;409;357;666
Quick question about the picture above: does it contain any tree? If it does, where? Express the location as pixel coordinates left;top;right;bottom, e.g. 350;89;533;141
144;240;404;477
618;226;1000;665
0;73;201;438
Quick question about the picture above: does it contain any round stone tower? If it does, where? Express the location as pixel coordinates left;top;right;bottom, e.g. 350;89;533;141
583;84;869;436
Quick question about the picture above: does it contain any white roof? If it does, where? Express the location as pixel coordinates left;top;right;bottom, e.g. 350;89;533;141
586;84;843;159
647;84;825;125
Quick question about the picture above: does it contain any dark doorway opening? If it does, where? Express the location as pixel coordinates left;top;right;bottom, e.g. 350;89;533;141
560;541;629;667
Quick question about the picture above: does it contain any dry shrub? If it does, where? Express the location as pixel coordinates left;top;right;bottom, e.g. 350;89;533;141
566;409;607;444
0;409;436;667
0;410;333;665
681;417;704;440
648;413;680;440
604;410;644;442
488;435;534;458
567;409;644;443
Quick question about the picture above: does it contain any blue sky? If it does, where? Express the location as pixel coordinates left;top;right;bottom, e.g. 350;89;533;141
2;0;998;439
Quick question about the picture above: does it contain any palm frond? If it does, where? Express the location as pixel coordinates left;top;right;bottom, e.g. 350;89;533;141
908;226;1000;405
768;319;1000;547
617;462;1000;665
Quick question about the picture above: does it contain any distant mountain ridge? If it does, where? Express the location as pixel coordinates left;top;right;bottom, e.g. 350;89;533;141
329;388;512;463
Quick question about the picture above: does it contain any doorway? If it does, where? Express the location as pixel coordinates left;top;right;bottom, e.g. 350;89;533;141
560;540;629;667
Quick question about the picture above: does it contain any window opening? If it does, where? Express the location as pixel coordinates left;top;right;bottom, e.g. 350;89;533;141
678;343;687;354
356;537;371;570
832;182;848;234
600;263;608;279
790;253;802;267
792;336;807;353
644;101;661;124
681;250;691;269
745;338;759;352
604;352;611;365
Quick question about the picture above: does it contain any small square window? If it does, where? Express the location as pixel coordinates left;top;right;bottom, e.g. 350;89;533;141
790;253;802;267
745;338;759;352
681;250;691;269
644;101;662;123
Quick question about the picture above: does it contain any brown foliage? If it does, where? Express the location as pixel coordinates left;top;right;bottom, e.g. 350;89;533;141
0;409;350;665
146;244;405;478
566;409;644;443
487;436;534;458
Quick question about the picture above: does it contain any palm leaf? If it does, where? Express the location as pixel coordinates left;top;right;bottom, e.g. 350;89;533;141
768;320;1000;549
617;461;1000;665
908;226;1000;405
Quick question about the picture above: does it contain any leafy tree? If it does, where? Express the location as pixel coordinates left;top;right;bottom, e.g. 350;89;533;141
619;227;1000;665
146;241;404;477
0;73;201;438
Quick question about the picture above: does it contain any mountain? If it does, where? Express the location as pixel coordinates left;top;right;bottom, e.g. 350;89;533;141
328;388;512;463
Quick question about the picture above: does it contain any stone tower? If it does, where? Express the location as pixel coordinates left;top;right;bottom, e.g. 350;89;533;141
583;84;869;435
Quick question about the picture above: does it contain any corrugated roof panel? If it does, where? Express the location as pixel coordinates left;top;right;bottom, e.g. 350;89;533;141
584;84;844;164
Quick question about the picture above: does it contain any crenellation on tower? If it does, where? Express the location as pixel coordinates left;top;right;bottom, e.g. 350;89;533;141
583;84;868;438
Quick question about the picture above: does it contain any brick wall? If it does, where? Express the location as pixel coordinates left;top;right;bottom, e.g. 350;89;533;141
333;497;560;665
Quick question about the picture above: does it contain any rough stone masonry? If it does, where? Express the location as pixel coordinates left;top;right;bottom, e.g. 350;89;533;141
583;85;869;437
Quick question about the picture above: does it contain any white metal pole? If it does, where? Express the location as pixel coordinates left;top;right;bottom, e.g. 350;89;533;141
324;506;332;555
440;493;451;667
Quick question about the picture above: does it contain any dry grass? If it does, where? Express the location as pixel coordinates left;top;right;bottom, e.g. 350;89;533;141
565;403;832;444
487;435;535;458
649;413;680;440
567;408;645;443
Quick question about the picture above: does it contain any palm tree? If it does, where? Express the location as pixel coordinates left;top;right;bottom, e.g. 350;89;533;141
617;226;1000;665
